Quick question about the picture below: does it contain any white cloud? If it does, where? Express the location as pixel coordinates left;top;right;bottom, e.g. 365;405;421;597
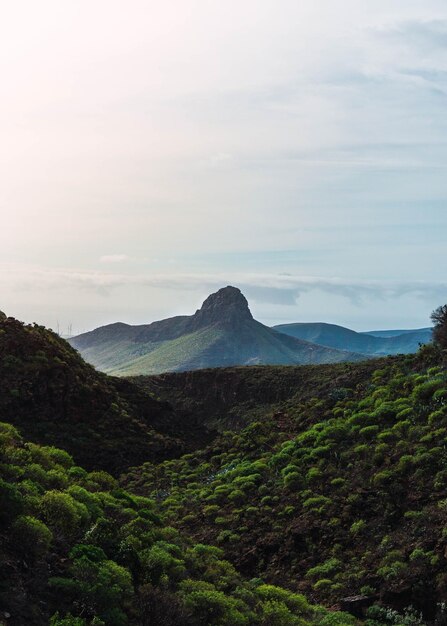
2;263;446;305
99;254;129;264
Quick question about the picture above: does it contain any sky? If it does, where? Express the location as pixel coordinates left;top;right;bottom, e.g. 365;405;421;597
1;0;447;333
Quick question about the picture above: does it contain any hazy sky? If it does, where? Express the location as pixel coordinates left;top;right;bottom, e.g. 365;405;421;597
1;0;447;332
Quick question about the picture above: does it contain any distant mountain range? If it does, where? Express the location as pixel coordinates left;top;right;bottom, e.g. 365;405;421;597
360;328;432;338
273;322;432;356
68;286;364;375
69;286;432;375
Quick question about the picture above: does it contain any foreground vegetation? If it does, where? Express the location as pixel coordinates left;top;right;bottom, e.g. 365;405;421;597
124;344;447;620
0;420;361;625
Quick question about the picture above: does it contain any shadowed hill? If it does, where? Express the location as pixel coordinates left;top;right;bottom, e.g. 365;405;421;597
69;286;365;375
129;358;394;431
0;314;210;473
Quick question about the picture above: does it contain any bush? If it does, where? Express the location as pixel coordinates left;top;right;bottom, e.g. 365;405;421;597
183;589;248;626
40;490;88;535
12;515;52;557
350;520;366;535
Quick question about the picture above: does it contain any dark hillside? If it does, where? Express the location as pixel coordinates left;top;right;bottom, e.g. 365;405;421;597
0;315;196;473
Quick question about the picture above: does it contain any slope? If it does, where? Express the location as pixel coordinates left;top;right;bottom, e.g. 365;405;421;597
130;357;391;431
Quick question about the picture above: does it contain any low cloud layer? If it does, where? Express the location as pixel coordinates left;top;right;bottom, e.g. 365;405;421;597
2;263;446;306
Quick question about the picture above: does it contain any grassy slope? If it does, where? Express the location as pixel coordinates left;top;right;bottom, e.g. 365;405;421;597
110;322;364;377
111;326;228;375
75;339;155;372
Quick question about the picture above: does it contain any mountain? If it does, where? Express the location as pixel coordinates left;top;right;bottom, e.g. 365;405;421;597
273;321;432;355
69;286;365;375
0;313;210;473
361;327;432;338
0;310;374;625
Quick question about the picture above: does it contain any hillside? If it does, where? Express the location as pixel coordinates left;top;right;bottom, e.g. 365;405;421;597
69;287;365;375
0;313;210;474
273;322;432;356
124;343;447;621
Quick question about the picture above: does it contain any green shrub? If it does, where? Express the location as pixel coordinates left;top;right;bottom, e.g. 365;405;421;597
12;515;53;557
313;578;332;590
350;520;366;535
40;490;88;535
306;558;341;580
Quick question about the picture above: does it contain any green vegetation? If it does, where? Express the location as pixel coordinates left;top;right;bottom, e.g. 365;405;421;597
131;357;390;432
0;421;359;625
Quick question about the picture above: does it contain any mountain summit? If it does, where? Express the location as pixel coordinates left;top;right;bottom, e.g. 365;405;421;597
69;286;364;375
192;286;253;328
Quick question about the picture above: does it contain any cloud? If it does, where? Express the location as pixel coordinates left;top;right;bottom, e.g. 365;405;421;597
2;264;446;307
99;254;129;263
383;20;447;52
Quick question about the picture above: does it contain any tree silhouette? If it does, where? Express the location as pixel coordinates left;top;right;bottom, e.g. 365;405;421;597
431;304;447;349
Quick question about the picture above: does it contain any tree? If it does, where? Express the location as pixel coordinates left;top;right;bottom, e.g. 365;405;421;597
431;305;447;349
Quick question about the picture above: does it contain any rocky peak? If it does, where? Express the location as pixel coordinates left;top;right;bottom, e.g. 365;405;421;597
192;286;253;327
